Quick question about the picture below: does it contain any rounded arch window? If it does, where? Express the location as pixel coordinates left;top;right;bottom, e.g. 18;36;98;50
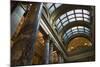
55;9;90;33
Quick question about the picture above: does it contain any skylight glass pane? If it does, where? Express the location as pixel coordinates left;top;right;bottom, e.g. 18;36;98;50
78;26;84;31
83;14;90;18
73;31;78;34
63;33;66;38
76;14;83;17
49;6;55;14
84;31;89;35
83;10;89;14
78;31;84;34
66;29;72;34
62;18;67;23
75;9;82;13
63;21;69;26
63;35;66;40
55;4;61;8
67;31;72;36
67;32;73;38
56;19;60;25
72;29;78;32
76;17;83;21
72;27;78;33
85;27;90;31
67;10;74;15
57;22;61;28
85;30;89;33
46;3;53;9
68;14;75;19
64;36;68;41
78;28;84;31
72;27;77;30
84;18;90;22
59;26;63;31
78;26;84;29
69;18;76;22
60;14;66;19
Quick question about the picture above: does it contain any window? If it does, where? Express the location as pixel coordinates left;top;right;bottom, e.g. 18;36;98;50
73;31;78;34
55;4;61;8
68;14;75;19
83;10;89;14
67;10;74;15
63;21;69;26
72;27;77;30
76;14;83;17
76;17;83;21
69;18;76;22
57;22;61;28
63;26;90;42
46;3;61;14
60;14;66;19
85;27;90;31
66;29;72;34
62;18;67;23
72;27;77;32
58;26;63;32
84;18;89;22
49;6;55;14
56;19;60;25
78;26;84;29
55;9;90;33
84;14;89;18
75;9;82;13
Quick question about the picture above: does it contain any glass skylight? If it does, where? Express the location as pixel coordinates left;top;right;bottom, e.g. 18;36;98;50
76;17;83;21
75;9;82;13
49;6;55;14
55;4;61;8
63;26;90;42
62;18;67;23
76;14;83;17
68;14;75;19
55;9;90;33
69;18;76;22
46;3;61;14
84;18;89;22
56;19;60;25
63;21;69;26
67;10;74;15
83;10;89;14
46;3;53;9
83;14;89;18
57;22;61;28
60;14;66;19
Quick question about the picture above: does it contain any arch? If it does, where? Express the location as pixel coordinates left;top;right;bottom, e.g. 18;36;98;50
60;21;91;36
51;4;91;23
64;33;92;48
63;26;91;43
55;9;90;33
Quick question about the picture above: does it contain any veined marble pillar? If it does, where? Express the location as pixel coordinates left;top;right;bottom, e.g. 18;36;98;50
50;41;54;64
11;2;43;66
44;37;50;64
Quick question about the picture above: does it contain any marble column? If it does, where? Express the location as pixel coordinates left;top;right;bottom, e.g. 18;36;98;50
11;2;43;66
44;37;50;64
49;41;54;64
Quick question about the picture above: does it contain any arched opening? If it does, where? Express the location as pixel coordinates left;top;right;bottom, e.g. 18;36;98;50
67;37;92;56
